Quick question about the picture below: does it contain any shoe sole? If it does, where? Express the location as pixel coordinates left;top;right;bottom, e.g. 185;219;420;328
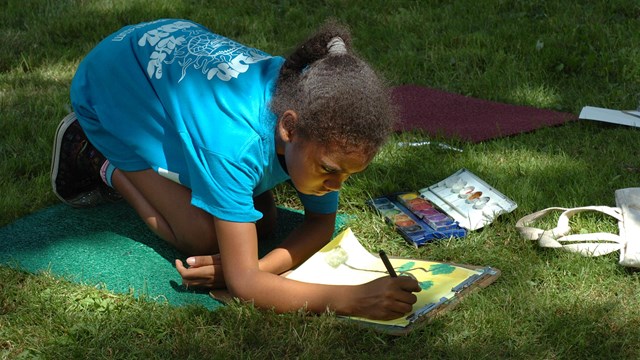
50;112;96;207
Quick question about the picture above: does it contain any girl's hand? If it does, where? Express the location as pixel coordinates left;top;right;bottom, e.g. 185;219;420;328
175;254;225;289
347;276;421;321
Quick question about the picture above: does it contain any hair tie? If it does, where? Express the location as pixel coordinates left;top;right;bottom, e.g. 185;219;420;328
327;37;347;55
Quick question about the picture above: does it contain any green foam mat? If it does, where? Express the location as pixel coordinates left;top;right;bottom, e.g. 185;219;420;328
0;202;348;310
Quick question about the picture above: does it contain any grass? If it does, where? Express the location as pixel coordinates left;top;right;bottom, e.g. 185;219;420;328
1;0;640;358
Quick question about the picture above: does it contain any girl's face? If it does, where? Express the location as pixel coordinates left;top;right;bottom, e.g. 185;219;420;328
284;137;372;196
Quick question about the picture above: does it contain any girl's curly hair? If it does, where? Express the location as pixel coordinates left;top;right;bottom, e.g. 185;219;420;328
270;19;396;156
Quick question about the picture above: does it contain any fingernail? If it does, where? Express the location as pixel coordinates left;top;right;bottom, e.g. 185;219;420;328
187;257;195;265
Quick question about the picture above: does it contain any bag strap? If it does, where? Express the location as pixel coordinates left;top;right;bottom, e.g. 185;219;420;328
516;206;624;257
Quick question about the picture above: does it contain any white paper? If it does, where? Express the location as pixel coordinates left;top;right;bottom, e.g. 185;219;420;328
579;106;640;128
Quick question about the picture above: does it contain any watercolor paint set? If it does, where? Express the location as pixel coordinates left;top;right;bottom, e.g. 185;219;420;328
419;168;517;231
367;193;467;247
368;168;517;247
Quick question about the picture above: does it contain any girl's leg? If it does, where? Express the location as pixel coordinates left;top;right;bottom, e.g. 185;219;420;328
50;113;276;255
111;169;277;256
113;169;218;255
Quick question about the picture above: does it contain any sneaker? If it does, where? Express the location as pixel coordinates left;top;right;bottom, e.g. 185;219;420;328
51;112;121;207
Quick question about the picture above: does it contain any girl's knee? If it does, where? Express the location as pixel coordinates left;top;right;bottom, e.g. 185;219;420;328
119;169;219;255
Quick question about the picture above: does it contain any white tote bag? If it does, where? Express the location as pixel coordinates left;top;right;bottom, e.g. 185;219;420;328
516;188;640;267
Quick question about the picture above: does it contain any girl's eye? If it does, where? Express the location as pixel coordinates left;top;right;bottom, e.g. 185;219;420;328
321;165;336;174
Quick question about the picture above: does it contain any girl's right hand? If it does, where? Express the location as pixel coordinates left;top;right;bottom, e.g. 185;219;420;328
346;276;421;321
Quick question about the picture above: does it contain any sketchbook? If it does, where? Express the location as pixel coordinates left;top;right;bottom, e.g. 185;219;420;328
285;228;500;335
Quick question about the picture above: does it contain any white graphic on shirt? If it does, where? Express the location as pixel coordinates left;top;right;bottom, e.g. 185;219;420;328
135;21;271;82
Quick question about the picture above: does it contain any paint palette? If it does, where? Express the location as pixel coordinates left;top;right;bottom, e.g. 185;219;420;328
419;168;517;230
368;169;517;246
368;193;467;247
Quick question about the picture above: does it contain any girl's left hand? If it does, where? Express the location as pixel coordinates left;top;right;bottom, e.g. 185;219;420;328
175;254;225;289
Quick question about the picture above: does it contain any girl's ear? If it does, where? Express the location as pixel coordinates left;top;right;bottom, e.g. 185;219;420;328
277;110;298;143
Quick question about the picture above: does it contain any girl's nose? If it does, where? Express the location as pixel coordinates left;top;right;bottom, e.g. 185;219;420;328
324;174;349;191
323;178;342;191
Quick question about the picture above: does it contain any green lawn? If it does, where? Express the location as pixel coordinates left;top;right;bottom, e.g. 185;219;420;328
1;1;640;358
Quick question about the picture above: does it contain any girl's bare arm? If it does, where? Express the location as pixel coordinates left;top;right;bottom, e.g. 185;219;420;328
215;218;421;320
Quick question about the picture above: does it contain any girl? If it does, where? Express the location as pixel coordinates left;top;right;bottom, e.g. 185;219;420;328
51;18;420;320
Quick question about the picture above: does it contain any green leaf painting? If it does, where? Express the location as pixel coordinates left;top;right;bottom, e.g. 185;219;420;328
397;261;415;273
429;263;456;275
419;280;434;290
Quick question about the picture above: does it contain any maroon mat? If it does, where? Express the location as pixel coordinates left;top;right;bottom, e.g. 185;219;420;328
391;85;577;143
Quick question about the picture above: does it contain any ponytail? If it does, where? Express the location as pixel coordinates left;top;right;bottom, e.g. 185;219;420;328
277;19;352;83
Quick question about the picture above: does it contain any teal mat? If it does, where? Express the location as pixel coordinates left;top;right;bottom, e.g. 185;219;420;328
0;202;347;310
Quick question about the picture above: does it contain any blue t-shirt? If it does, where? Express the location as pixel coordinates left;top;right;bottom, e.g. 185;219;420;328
71;19;338;222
